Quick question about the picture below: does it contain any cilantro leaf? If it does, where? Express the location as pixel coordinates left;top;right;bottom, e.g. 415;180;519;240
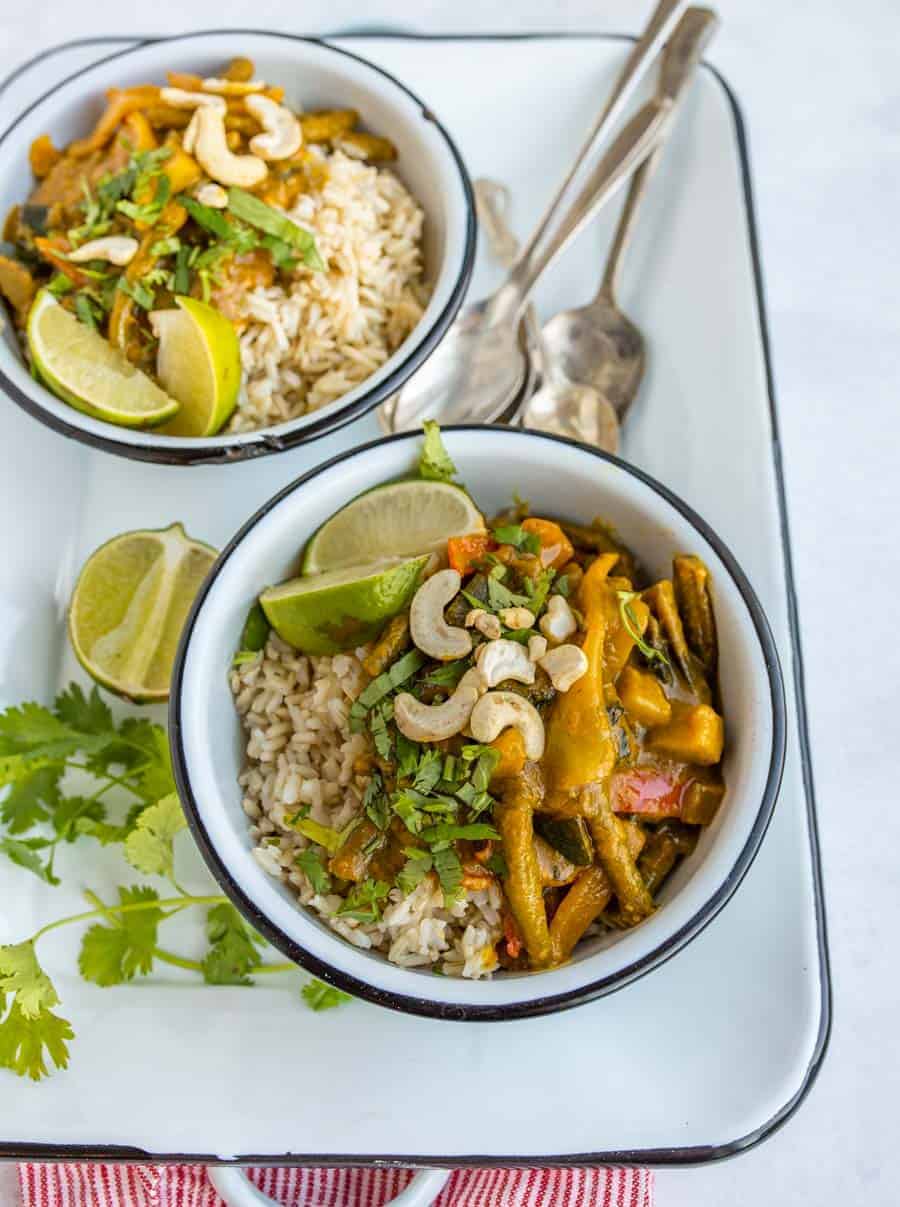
418;421;457;483
421;660;469;690
335;878;389;923
295;847;332;895
412;749;443;794
419;822;500;849
1;766;59;834
52;795;105;844
202;903;265;985
0;837;58;884
78;886;162;986
492;524;541;555
362;772;390;831
53;684;113;736
123;793;185;879
432;846;463;905
0;1000;72;1081
486;576;531;612
0;941;60;1016
301;979;352;1012
0;702;94;752
397;848;433;894
0;943;73;1076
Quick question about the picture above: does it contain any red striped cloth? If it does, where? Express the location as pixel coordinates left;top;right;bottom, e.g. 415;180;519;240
19;1163;653;1207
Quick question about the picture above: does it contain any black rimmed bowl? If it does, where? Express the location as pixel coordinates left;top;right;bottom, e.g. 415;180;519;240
0;31;475;465
170;427;786;1019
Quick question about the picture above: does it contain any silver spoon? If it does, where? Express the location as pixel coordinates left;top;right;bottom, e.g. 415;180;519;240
382;0;687;432
389;98;671;429
529;7;719;426
377;178;540;435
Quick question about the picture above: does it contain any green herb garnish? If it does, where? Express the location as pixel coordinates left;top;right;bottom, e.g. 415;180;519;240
492;524;541;555
616;590;673;673
227;188;323;269
301;979;352;1011
335;878;390;923
418;421;457;483
295;848;332;895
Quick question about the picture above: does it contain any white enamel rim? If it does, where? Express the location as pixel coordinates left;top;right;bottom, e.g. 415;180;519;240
0;31;475;465
171;427;786;1019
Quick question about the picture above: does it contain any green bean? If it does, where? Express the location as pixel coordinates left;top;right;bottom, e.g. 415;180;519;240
673;555;718;673
588;790;655;926
496;764;551;967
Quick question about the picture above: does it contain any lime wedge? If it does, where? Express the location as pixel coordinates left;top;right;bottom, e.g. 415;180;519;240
151;296;241;437
301;481;484;574
69;523;217;703
27;290;180;428
261;556;428;655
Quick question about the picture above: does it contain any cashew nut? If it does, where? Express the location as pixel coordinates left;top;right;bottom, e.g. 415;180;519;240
540;543;563;568
469;691;545;761
409;569;472;661
67;236;138;266
538;644;589;692
202;77;266;95
498;606;535;631
193;182;228;208
540;594;577;643
394;668;485;743
465;608;501;640
160;87;227;112
246;94;302;160
182;111;201;155
190;106;267;188
476;639;535;689
528;634;548;663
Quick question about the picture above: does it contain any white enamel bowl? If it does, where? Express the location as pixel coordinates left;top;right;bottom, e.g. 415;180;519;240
0;31;475;465
171;427;786;1019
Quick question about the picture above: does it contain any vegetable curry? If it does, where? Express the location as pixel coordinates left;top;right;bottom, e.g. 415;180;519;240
321;498;726;972
0;56;396;376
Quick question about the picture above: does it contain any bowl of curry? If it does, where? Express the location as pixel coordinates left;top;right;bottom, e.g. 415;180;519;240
170;426;786;1018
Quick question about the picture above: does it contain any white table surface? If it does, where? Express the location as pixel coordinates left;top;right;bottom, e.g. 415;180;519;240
1;1;896;1204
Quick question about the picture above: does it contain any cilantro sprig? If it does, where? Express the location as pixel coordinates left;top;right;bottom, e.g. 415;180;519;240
0;683;353;1081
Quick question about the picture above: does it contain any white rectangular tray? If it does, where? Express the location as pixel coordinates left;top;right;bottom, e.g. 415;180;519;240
0;32;829;1166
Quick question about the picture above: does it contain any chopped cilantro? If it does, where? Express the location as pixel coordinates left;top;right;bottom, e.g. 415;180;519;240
420;660;469;690
116;277;155;311
362;772;390;830
397;848;433;894
295;847;332;895
492;524;541;555
432;846;463;905
335;878;390;923
418;822;500;850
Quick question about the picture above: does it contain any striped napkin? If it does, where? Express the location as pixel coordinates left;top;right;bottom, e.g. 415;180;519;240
20;1163;653;1206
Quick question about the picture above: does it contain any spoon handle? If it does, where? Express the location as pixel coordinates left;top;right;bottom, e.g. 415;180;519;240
599;6;720;300
517;0;687;267
474;178;543;358
496;96;672;318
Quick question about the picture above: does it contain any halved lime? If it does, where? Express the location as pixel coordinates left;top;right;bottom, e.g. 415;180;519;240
69;523;217;703
27;290;180;428
301;481;484;574
151;296;241;437
261;556;428;655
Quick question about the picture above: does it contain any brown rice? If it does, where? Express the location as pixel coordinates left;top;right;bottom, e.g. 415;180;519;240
226;148;429;434
230;633;502;978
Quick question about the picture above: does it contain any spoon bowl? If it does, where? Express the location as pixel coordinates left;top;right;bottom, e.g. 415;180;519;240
540;292;646;417
523;376;621;450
